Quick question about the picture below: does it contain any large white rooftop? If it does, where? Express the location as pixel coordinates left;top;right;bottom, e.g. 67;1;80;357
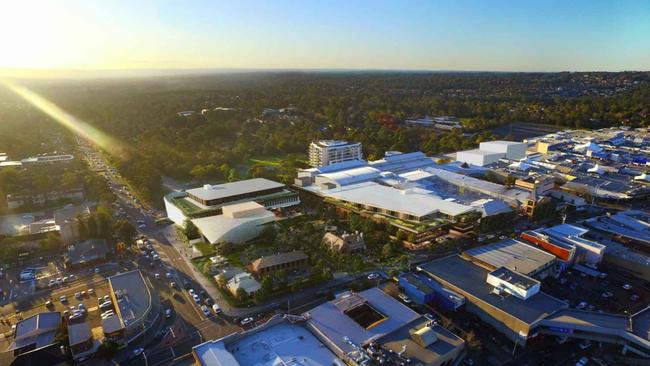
316;181;475;218
186;178;284;202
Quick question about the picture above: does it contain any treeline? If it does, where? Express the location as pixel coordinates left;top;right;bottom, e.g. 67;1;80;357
4;71;648;206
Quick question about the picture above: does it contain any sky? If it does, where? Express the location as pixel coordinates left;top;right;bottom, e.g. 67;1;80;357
1;0;649;74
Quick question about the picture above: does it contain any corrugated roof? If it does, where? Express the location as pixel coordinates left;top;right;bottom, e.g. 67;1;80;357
464;239;555;276
250;250;308;270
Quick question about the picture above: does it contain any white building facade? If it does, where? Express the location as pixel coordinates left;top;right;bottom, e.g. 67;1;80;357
308;140;362;168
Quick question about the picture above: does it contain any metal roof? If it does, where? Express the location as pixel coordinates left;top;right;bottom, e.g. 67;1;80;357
186;178;284;201
464;239;555;276
419;255;567;325
5;312;61;353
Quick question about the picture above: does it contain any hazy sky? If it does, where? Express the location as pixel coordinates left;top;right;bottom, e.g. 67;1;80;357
2;0;649;73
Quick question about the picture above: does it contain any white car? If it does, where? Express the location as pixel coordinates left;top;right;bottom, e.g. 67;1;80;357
74;292;81;299
201;305;210;316
88;288;95;295
367;273;380;280
576;356;589;366
623;283;632;290
212;304;222;314
398;294;412;304
165;309;173;318
188;289;195;296
60;295;67;302
193;294;201;303
240;317;254;326
154;273;161;279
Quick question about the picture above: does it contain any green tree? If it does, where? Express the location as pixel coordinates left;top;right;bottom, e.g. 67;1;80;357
236;288;248;302
115;220;136;245
39;233;64;251
184;220;200;240
96;341;119;360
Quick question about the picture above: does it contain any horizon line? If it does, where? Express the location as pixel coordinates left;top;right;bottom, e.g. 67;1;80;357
1;67;648;80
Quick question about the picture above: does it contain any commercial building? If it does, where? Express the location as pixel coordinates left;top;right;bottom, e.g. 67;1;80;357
520;224;607;268
305;287;465;366
398;273;466;311
20;154;74;165
322;231;366;254
68;322;98;362
248;250;309;277
64;239;108;269
164;178;299;227
455;141;527;167
106;270;159;347
418;255;567;345
190;201;276;244
584;210;650;250
54;204;91;244
3;312;66;366
456;149;505;167
479;141;528;160
308;140;363;168
462;239;558;280
192;316;345;366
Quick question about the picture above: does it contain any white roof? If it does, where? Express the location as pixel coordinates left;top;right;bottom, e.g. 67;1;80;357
324;182;475;217
319;166;381;186
481;140;523;146
191;209;275;244
186;178;284;201
457;149;504;157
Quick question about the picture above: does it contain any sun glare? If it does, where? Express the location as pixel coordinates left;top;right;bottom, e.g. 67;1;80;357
1;79;131;160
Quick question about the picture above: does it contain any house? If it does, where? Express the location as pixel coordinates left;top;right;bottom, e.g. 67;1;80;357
322;231;365;254
3;312;66;366
248;250;309;277
227;272;261;296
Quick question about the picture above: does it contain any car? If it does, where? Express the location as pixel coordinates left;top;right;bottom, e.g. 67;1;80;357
188;289;195;296
579;340;592;350
170;281;178;289
154;273;160;279
193;294;201;303
630;294;640;302
204;298;214;306
138;224;147;229
576;356;589;366
556;335;569;344
623;283;632;290
45;300;53;307
81;290;86;297
398;294;412;304
62;276;69;282
131;348;144;359
165;309;173;318
577;301;588;310
601;291;614;299
48;279;56;287
464;358;475;366
56;277;63;284
590;357;608;366
166;271;173;279
69;312;83;321
94;267;100;273
78;303;86;310
63;310;70;317
88;288;95;295
103;295;110;302
101;311;115;319
201;305;210;316
183;281;192;290
367;273;380;280
212;304;222;314
69;306;76;312
74;292;81;299
240;317;254;326
68;274;76;281
60;295;67;302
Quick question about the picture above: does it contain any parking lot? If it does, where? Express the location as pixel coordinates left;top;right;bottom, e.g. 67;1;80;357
543;265;649;316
